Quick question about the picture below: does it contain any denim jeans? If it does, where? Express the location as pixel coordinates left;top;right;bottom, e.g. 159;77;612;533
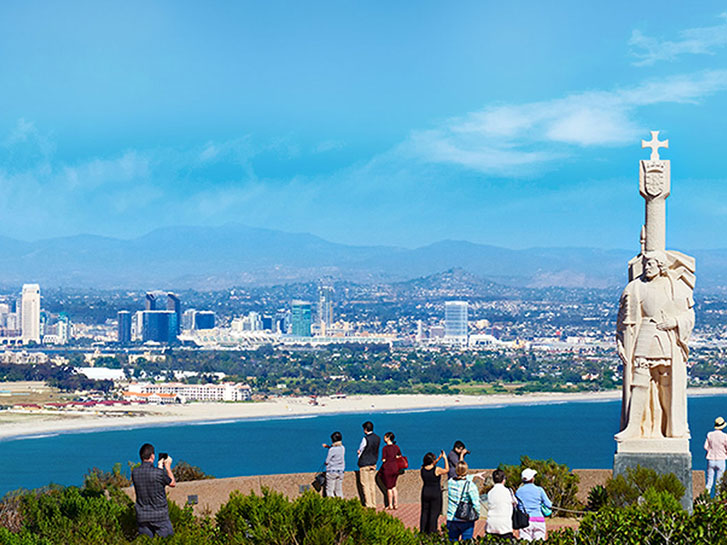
706;459;726;496
447;520;475;541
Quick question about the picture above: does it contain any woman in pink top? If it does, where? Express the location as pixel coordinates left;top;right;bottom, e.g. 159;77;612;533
704;416;727;496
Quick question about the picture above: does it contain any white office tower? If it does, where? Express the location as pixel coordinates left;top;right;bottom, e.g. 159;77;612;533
182;309;196;331
444;301;468;344
415;320;425;343
131;311;144;341
318;286;334;335
21;284;41;344
57;318;70;344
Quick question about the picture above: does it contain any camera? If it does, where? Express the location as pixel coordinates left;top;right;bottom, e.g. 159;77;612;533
157;452;172;469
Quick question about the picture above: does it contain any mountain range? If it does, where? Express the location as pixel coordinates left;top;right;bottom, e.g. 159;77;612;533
0;224;725;290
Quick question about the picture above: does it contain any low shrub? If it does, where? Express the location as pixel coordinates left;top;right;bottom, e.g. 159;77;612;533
602;465;684;509
172;461;214;482
586;484;607;511
217;488;417;545
82;463;131;496
0;492;25;533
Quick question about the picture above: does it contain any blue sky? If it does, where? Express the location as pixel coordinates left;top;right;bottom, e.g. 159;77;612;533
1;1;727;250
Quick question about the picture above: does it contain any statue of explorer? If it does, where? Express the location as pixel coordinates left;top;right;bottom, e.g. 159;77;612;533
615;250;694;441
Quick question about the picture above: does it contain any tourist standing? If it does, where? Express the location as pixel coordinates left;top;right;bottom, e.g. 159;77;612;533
323;431;345;498
420;450;449;533
357;421;381;507
447;441;469;479
515;468;552;542
486;469;515;539
131;443;176;538
379;432;402;509
446;461;480;541
705;416;727;496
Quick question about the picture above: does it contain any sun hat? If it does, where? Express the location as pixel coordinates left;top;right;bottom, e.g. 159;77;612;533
521;468;537;481
715;416;726;430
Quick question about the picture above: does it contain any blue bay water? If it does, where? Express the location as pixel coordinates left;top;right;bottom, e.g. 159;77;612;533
0;395;725;495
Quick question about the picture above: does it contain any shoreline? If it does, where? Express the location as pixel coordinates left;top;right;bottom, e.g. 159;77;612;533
1;388;725;442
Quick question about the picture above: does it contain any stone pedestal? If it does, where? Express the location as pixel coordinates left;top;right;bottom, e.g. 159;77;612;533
614;441;693;512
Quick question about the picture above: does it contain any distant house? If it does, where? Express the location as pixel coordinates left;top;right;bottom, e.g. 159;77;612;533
121;391;180;404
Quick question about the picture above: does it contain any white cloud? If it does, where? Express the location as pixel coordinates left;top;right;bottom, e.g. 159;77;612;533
61;151;151;190
403;70;727;175
630;13;727;66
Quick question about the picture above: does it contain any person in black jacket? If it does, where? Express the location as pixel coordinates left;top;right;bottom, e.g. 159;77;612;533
357;421;381;507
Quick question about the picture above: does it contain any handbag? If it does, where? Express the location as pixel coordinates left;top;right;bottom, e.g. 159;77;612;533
511;489;530;530
312;471;326;492
512;505;530;529
397;456;409;474
453;480;479;521
541;504;552;517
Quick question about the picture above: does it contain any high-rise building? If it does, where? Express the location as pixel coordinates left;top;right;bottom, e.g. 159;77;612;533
182;309;196;330
0;303;9;328
57;316;70;344
141;310;178;343
318;286;334;335
5;313;19;333
117;311;132;344
131;311;144;341
415;320;425;343
444;301;468;342
194;311;215;330
275;313;289;335
145;292;159;311
21;284;41;344
166;293;181;334
235;312;261;331
290;300;312;337
181;309;215;331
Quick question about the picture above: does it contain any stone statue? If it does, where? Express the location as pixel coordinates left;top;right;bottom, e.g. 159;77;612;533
615;132;696;443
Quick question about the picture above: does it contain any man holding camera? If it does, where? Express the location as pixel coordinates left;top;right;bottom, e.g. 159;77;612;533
131;443;176;538
447;441;469;479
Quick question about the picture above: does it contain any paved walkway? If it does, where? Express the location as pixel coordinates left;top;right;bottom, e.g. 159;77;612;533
378;503;580;536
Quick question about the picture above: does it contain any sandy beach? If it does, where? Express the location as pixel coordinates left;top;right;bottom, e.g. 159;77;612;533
1;388;726;442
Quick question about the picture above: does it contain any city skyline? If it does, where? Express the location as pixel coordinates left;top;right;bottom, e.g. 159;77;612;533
1;3;727;251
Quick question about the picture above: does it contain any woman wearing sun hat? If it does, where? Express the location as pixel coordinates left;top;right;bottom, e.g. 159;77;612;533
704;416;727;496
515;468;552;542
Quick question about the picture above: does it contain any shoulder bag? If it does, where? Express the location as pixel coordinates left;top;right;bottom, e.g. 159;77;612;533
311;464;326;492
453;480;479;521
511;489;530;530
397;455;409;474
312;471;326;492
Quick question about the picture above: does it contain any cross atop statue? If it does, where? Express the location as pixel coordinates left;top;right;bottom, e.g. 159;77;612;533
641;130;669;161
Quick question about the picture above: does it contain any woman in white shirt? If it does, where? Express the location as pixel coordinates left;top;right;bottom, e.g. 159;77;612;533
486;468;515;539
